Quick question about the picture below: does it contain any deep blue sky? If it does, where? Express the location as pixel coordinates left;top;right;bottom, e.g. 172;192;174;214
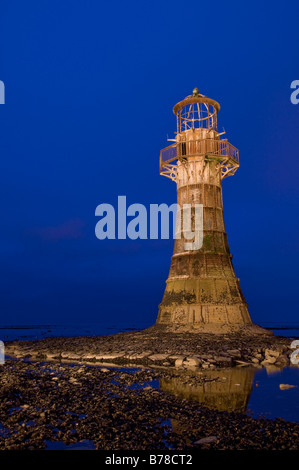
0;1;298;327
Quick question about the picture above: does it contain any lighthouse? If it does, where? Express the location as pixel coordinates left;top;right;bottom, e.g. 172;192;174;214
156;88;254;332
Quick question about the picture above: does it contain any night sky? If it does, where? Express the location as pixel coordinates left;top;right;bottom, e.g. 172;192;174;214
0;1;298;328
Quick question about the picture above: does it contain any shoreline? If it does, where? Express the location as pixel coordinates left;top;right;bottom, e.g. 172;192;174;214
1;329;299;450
5;328;297;370
1;357;299;450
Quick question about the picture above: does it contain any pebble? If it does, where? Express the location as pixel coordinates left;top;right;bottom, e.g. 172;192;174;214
194;436;218;445
0;359;299;450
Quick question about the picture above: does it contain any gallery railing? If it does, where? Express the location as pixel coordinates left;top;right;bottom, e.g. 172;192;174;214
160;139;239;173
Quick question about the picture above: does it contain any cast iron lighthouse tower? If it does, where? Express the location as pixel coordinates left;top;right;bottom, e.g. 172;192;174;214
156;88;253;332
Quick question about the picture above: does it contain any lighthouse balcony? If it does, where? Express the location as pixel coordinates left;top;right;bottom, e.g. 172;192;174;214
160;139;239;180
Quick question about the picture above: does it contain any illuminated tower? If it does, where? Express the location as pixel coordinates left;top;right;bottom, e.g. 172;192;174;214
156;88;253;332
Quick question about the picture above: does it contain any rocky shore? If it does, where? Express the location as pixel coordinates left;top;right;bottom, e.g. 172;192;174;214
1;358;299;450
5;327;296;369
1;328;298;450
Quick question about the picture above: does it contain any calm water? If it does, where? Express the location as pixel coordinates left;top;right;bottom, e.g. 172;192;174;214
248;367;299;422
159;365;299;423
0;322;299;341
0;323;148;341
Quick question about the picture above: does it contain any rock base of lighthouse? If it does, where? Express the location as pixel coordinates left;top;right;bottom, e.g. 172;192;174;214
153;319;272;335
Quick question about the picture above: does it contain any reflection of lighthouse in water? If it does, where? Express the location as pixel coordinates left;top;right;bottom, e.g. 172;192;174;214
160;367;255;413
156;88;253;332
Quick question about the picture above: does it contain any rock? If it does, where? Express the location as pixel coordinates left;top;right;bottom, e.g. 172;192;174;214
183;357;201;368
279;384;297;390
139;351;154;357
226;349;241;358
129;352;153;359
81;355;96;361
253;353;262;359
214;356;232;364
265;349;281;359
199;354;214;360
61;352;71;358
175;358;184;368
275;354;289;366
194;436;218;445
148;354;169;362
96;353;125;360
69;378;80;385
67;354;82;360
235;360;251;366
46;353;58;360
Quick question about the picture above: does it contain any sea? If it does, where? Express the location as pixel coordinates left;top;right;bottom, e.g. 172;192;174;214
0;322;298;342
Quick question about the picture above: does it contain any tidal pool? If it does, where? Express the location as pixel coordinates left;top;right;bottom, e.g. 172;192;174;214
160;366;299;423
